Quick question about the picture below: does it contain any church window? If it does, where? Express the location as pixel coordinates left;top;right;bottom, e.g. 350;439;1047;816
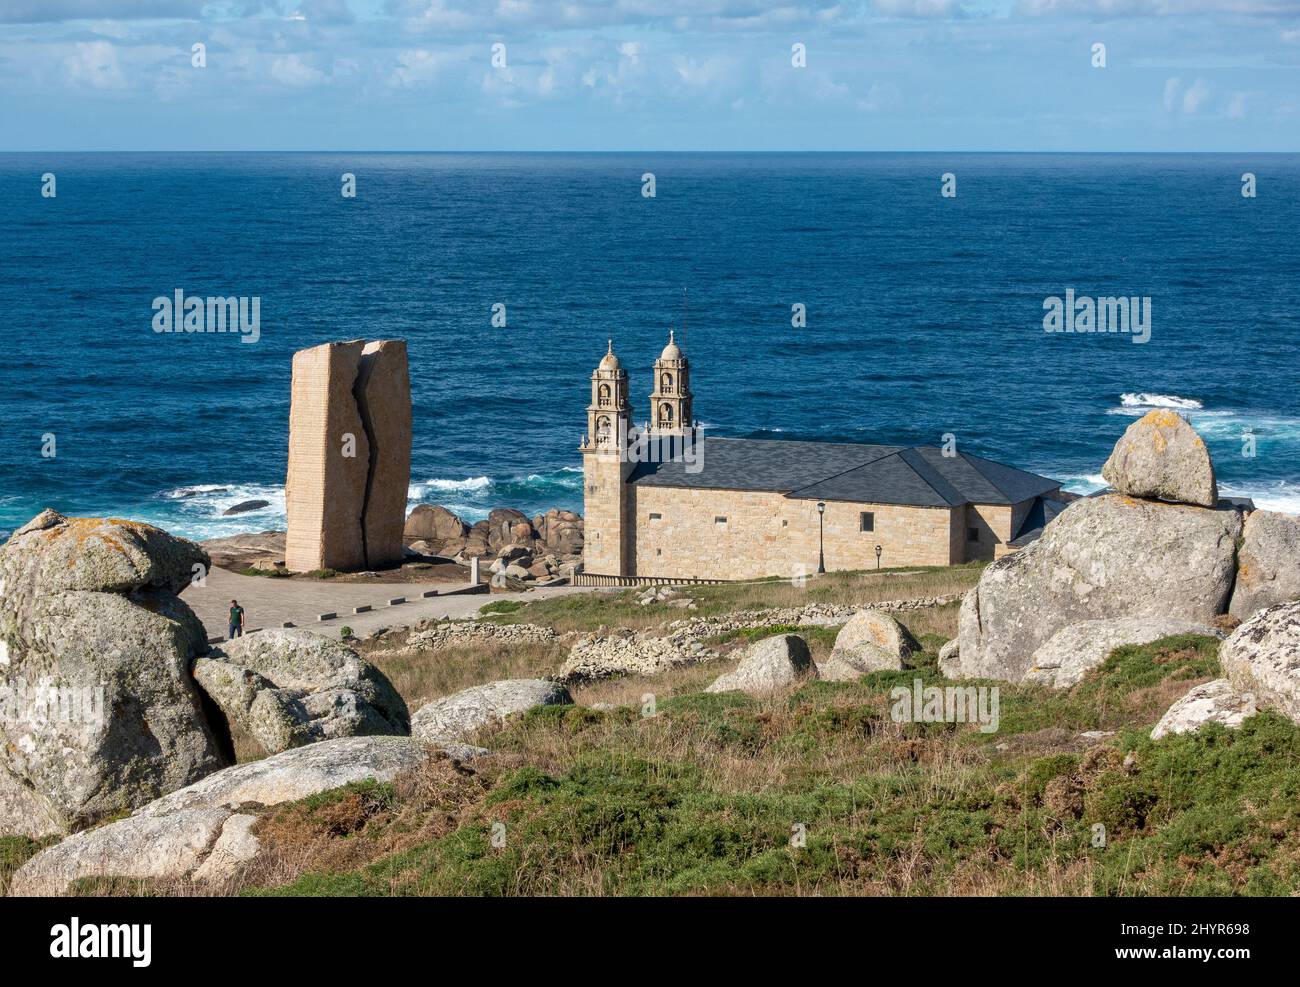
649;512;662;520
598;383;611;406
859;512;874;532
714;516;727;526
659;403;673;425
660;373;672;394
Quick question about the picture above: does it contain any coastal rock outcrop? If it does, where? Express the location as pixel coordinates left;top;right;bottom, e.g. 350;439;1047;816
954;495;1242;683
0;510;227;837
404;505;470;548
8;736;428;895
410;679;572;744
1150;679;1256;740
402;504;584;562
1101;410;1218;507
1229;510;1300;621
199;530;286;571
1023;616;1224;689
222;499;270;516
535;508;585;556
193;629;409;755
1218;601;1300;724
706;634;817;695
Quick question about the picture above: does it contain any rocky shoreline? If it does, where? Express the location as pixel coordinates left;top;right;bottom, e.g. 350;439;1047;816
200;503;584;590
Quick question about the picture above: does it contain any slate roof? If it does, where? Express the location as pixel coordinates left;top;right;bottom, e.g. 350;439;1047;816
1008;495;1069;547
628;436;1060;508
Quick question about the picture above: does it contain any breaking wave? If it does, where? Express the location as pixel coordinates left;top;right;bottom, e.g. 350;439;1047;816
1119;393;1204;410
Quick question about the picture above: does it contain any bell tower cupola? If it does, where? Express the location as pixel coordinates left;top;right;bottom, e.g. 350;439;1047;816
582;339;632;451
648;328;692;434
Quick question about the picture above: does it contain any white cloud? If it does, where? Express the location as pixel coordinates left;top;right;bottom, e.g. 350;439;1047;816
270;53;327;86
857;80;901;111
1182;77;1211;112
389;47;464;87
1017;0;1300;15
874;0;965;16
63;40;126;89
672;55;728;87
1162;75;1181;111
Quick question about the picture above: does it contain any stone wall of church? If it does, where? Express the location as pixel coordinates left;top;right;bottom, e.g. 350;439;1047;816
582;451;632;576
624;486;957;581
962;500;1034;562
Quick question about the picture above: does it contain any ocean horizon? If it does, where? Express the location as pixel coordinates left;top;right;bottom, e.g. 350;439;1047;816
4;151;1299;541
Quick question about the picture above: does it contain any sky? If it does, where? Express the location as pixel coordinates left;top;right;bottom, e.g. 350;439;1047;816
1;1;1298;150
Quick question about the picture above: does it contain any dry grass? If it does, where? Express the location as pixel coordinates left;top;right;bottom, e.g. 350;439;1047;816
34;561;1300;899
487;564;983;636
364;640;569;712
56;628;1300;898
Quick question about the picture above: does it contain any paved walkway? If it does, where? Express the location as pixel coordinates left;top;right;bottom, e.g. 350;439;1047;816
185;567;600;641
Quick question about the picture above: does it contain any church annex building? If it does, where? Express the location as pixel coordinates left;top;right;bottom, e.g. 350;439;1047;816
580;334;1065;583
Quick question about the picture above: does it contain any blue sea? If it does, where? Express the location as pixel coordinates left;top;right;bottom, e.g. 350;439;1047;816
2;152;1299;541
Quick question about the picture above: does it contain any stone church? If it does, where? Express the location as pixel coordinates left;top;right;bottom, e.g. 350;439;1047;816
581;334;1065;583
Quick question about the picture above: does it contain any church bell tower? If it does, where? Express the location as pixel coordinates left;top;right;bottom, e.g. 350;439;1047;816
648;329;693;435
581;340;634;576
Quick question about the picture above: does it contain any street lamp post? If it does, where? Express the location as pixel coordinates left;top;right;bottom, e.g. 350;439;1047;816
817;501;826;574
875;544;883;571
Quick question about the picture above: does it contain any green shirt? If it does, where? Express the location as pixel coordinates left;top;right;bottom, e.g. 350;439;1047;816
229;606;244;626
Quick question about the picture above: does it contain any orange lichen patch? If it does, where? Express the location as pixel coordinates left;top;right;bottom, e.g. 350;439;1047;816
1144;410;1183;428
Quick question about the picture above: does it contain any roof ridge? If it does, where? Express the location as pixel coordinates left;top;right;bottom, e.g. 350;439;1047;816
896;447;967;507
783;445;901;497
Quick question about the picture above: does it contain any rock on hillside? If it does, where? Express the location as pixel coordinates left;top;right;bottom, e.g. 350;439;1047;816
954;495;1242;683
8;736;429;895
194;629;409;756
819;609;917;681
1023;616;1224;689
0;510;227;836
410;679;572;744
1219;601;1300;724
1150;679;1257;740
1229;510;1300;621
706;635;817;696
1102;409;1218;507
560;631;708;681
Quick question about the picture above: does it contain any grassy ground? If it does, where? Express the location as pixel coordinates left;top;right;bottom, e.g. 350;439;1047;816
205;631;1300;897
479;563;983;637
25;564;1300;897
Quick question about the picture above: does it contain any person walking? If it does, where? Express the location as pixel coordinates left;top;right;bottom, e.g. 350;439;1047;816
228;599;245;639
